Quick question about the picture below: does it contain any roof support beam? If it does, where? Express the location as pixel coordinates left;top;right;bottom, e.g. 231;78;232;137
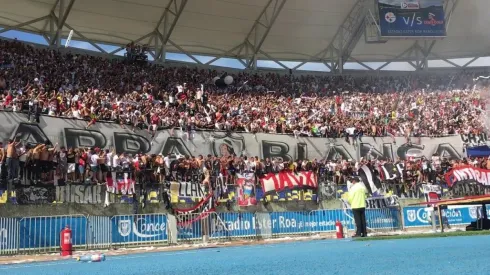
258;48;289;70
41;0;60;32
242;0;287;69
167;39;202;64
376;44;416;71
292;0;369;72
51;0;76;47
429;52;461;68
154;0;188;61
462;57;479;68
205;44;244;65
348;56;373;71
416;0;459;70
108;32;154;54
0;15;50;34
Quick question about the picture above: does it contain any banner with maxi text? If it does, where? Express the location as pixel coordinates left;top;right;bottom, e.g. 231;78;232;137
260;171;318;194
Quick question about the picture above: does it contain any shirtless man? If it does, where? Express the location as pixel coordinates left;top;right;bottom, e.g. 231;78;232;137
40;143;57;182
32;143;44;181
6;139;21;180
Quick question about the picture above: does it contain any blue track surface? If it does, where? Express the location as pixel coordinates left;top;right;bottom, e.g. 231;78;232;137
1;235;489;275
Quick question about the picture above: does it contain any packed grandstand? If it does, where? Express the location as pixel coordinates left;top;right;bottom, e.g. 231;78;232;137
0;37;488;203
0;39;488;139
2;2;490;270
0;0;489;204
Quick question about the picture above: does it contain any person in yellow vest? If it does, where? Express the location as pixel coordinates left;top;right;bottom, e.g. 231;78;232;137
348;177;368;237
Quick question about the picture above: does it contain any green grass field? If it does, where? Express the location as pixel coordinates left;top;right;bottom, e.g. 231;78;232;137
355;230;490;241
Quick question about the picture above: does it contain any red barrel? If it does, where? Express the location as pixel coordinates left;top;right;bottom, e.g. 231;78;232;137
335;220;344;239
60;226;73;256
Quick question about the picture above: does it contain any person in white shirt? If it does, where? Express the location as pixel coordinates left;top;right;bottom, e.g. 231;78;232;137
90;150;99;182
112;153;120;181
164;154;171;176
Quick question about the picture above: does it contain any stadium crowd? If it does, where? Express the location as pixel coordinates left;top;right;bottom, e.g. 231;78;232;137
0;39;489;141
0;38;489;199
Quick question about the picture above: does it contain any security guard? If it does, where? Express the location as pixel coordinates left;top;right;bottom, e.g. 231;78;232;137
348;177;368;237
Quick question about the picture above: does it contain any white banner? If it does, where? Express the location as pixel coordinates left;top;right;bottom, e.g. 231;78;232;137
259;171;317;194
0;112;468;162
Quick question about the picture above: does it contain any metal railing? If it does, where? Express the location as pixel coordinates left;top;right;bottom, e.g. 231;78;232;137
1;203;485;256
18;215;87;254
0;207;402;256
111;214;168;248
0;217;19;255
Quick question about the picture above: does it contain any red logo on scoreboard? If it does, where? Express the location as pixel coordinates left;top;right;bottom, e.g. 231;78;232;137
424;13;444;26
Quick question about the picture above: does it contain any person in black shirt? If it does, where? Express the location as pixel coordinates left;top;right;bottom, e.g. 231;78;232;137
201;92;208;105
264;158;273;174
212;157;221;177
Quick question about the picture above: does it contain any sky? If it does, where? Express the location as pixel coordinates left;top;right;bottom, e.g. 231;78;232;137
1;28;489;72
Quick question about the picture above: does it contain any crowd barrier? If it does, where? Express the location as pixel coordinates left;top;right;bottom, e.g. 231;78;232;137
0;208;401;256
402;204;490;228
1;205;483;256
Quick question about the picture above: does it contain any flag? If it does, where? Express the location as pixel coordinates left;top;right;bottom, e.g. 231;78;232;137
379;163;404;181
214;175;228;200
174;194;217;226
236;173;256;206
358;165;381;194
65;30;74;48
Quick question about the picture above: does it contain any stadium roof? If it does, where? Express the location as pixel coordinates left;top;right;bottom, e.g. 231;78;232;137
0;0;488;71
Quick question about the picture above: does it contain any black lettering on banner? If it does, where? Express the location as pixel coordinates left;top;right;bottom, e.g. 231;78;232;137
64;128;107;149
161;137;192;156
296;143;308;161
13;123;52;145
344;196;398;209
450;181;486;198
461;133;487;147
113;132;151;154
359;143;393;160
176;182;205;198
432;143;461;160
396;184;423;199
56;185;103;204
262;141;292;162
366;197;397;209
325;144;353;161
396;143;424;160
176;173;202;183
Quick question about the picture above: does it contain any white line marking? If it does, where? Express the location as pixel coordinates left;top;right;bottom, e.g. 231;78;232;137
0;239;346;270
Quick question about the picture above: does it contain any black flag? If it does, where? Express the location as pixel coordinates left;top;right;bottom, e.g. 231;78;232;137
358;165;382;194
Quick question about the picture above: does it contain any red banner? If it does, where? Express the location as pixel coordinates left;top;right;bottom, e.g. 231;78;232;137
174;194;217;226
259;171;317;194
444;165;490;187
